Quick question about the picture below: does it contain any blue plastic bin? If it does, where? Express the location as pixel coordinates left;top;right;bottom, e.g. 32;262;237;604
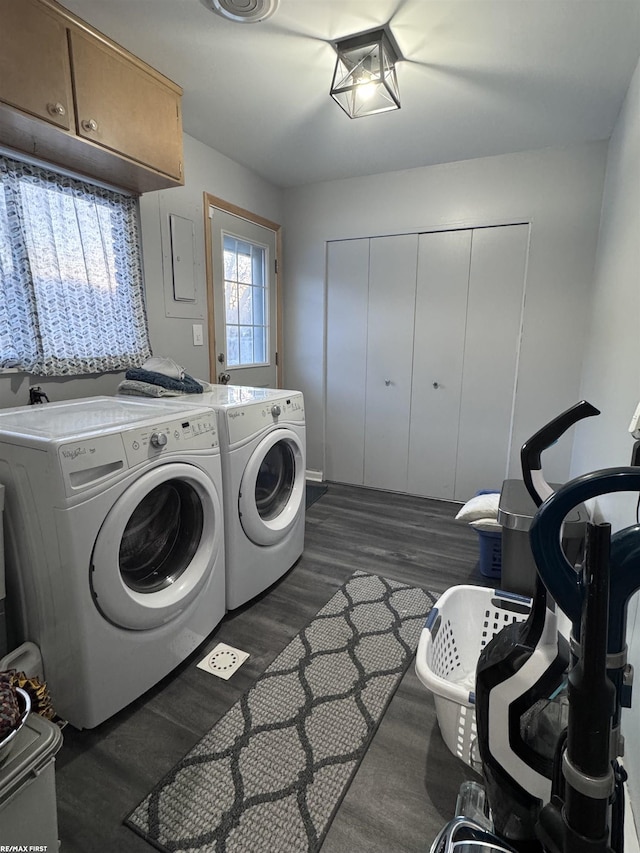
476;530;502;578
474;489;502;579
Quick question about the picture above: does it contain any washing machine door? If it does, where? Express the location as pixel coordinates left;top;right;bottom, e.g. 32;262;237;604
91;463;222;630
239;427;305;546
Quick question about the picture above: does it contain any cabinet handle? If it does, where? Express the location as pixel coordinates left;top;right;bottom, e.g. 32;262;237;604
47;102;66;117
81;118;99;133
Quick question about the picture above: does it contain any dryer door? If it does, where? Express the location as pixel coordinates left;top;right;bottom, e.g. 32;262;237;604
239;427;305;546
91;463;222;630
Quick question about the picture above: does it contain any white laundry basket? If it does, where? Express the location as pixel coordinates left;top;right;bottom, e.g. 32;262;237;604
415;584;531;769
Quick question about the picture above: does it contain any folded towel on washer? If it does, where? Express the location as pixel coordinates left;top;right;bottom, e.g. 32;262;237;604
125;368;204;393
140;356;186;380
117;379;185;397
117;378;215;398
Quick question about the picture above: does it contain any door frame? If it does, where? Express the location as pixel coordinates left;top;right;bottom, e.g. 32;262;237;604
203;192;283;387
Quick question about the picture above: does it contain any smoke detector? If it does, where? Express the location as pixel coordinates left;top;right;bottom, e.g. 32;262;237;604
210;0;279;23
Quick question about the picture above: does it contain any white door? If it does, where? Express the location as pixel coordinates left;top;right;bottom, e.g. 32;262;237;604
210;207;277;388
325;223;528;500
454;224;528;500
326;238;369;485
364;235;418;492
408;229;471;499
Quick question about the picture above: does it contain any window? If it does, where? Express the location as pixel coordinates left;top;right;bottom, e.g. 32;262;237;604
223;234;268;367
0;154;151;376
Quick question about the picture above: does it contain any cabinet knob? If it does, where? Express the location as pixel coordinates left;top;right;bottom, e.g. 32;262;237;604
81;118;99;133
433;381;440;389
47;102;66;117
384;379;392;386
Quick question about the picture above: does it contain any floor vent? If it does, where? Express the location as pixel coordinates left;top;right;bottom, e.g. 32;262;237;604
197;643;250;680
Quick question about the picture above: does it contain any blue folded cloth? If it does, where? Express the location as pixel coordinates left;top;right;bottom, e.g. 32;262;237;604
125;368;203;393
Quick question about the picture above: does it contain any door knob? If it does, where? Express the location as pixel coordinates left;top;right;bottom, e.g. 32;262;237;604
218;372;231;385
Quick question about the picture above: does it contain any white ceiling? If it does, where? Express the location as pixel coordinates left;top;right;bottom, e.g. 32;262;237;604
60;0;640;189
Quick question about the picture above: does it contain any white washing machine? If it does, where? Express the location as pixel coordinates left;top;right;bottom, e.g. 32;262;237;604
156;386;306;609
0;396;225;729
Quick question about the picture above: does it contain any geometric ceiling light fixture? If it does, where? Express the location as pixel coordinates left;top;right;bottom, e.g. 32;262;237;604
330;26;401;119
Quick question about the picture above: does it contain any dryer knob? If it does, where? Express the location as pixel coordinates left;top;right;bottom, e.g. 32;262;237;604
150;432;168;449
271;405;281;417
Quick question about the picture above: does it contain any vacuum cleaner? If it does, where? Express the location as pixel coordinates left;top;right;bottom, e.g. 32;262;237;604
529;466;640;853
474;401;600;851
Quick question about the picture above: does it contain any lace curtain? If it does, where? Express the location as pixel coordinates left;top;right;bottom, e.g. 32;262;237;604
0;155;151;376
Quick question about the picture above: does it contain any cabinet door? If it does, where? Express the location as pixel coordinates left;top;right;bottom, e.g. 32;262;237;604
69;29;183;180
363;235;418;492
0;0;74;131
408;230;471;499
454;224;528;500
325;239;370;485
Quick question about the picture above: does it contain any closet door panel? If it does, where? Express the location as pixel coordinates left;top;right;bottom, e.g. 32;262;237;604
364;235;417;492
454;224;528;500
408;230;471;499
325;239;370;484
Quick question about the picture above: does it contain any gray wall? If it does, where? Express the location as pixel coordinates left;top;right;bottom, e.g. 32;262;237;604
570;56;640;834
282;142;608;484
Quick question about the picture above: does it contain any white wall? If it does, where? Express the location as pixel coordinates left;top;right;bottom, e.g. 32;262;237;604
0;133;283;409
570;57;640;834
282;143;608;482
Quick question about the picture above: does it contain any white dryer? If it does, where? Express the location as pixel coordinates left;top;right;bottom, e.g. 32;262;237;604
0;396;225;729
183;386;306;609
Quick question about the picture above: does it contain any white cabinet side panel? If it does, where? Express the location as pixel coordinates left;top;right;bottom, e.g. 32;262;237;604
326;239;370;484
455;224;528;501
364;235;418;492
408;230;472;499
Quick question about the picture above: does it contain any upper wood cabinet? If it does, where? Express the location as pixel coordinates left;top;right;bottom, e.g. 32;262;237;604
0;0;75;132
0;0;184;193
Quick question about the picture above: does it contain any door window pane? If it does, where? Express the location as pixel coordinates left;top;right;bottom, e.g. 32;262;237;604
223;234;268;367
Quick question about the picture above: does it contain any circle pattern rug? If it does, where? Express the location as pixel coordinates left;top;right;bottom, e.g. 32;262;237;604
126;571;435;853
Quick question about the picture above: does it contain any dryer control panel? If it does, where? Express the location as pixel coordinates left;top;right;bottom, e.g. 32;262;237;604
226;393;304;444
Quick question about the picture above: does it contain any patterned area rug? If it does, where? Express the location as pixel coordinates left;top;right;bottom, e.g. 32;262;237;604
126;571;435;853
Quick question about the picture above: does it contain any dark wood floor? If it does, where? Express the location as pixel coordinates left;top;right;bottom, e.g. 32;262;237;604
54;482;491;852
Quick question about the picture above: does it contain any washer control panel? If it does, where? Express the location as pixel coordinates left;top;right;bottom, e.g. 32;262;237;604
122;413;218;466
58;412;218;495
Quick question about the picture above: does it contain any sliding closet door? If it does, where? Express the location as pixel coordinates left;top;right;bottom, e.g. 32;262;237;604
408;230;472;499
454;224;528;500
325;224;528;500
325;239;369;485
363;235;418;492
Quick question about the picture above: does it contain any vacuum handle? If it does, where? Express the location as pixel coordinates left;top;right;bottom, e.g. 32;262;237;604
530;467;640;630
521;401;600;507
